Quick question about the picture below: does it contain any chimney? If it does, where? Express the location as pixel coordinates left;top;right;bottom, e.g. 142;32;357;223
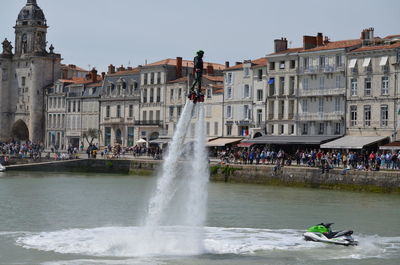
176;57;182;78
316;33;323;46
127;67;133;70
303;35;317;49
225;61;230;68
108;64;115;74
369;27;374;40
101;72;105;80
235;62;242;65
206;64;214;75
117;65;125;72
90;68;97;82
274;38;288;53
324;36;330;44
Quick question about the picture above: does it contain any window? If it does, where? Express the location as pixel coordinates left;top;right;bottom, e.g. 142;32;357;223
73;101;76;112
142;111;147;121
257;89;263;101
21;76;26;86
178;88;182;99
150;88;154;102
364;105;371;127
279;125;284;134
290;60;296;69
68;101;71;112
77;101;80;112
382;76;389;95
336;55;343;66
381;105;388;126
149;110;153;121
334;97;341;112
302;123;308;135
143;89;147;103
127;127;134;146
170;89;174;100
364;77;372;96
303;57;309;69
129;105;133;117
289;76;295;95
106;105;110;118
150;72;154;84
227;87;232;99
269;62;275;70
319;76;325;89
206;122;210;135
319;56;326;67
302;78;309;90
227;73;233;84
318;98;324;113
226;125;232;136
258;69;263;80
227;105;232;118
157;87;161;102
279;77;285;95
104;127;111;146
156;110;160;121
335;123;341;135
116;105;121;118
351;78;358;96
350;105;357;126
302;99;308;112
214;122;218;135
318;123;324;135
335;75;342;88
244;84;250;98
177;106;182;117
279;61;285;69
244;105;250;120
169;106;174;119
143;73;148;85
257;109;262;124
157;72;161;84
269;124;274;134
290;124;295;134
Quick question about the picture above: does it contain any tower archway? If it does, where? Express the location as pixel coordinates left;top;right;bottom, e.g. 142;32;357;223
12;120;29;141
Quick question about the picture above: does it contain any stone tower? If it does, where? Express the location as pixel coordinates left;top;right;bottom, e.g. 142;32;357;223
0;0;61;143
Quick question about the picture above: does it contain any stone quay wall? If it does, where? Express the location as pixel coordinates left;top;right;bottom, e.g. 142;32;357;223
6;159;400;193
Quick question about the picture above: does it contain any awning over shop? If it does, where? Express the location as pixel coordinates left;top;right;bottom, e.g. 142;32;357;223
206;138;243;147
236;142;255;148
379;141;400;151
243;135;338;145
320;136;389;149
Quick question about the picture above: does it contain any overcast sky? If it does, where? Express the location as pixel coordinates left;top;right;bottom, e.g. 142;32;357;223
1;0;399;72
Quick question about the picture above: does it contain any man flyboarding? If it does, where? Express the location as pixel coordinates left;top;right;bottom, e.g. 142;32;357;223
188;50;205;103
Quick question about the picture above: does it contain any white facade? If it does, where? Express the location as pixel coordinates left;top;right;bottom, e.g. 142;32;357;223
346;39;400;140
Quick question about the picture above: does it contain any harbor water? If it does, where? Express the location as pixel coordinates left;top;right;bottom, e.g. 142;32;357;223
0;171;399;265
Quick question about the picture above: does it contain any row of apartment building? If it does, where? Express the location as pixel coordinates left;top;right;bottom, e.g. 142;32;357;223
45;28;400;150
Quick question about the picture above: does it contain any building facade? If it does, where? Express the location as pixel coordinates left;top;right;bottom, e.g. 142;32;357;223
297;33;361;137
0;0;61;143
346;29;400;140
266;40;299;136
99;66;140;147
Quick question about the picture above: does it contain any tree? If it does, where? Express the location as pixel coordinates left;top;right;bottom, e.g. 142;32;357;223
82;128;99;145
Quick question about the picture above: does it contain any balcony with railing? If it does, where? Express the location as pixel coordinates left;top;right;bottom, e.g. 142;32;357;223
298;64;345;74
136;120;163;126
298;87;346;97
102;117;124;124
297;111;344;121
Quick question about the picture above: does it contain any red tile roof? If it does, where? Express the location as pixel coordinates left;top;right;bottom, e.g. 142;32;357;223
302;39;362;52
384;34;400;39
204;75;224;82
225;57;267;71
351;41;400;52
268;47;303;55
145;58;225;70
168;76;188;84
107;68;140;76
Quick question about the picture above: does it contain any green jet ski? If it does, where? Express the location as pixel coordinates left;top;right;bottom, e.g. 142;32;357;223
303;223;358;246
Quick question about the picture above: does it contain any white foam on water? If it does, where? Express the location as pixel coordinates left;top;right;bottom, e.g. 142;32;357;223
16;226;400;260
41;258;166;265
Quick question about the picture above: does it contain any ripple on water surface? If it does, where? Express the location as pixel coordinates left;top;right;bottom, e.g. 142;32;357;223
15;226;400;260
